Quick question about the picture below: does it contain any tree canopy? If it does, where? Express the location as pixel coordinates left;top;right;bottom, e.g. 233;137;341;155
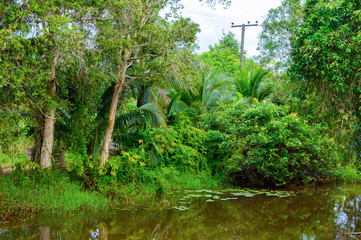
290;0;361;162
257;0;304;70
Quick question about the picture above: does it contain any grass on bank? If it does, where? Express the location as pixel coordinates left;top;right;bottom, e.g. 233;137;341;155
336;164;361;183
0;166;221;221
0;170;109;220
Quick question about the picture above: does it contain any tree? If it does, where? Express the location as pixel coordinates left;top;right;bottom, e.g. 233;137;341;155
200;32;274;105
257;0;304;70
166;71;234;119
233;66;273;104
0;1;90;168
199;31;241;75
209;31;239;56
290;0;361;161
200;0;231;8
95;0;200;165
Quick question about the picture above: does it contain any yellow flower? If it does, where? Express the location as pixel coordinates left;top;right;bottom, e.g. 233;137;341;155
139;139;143;145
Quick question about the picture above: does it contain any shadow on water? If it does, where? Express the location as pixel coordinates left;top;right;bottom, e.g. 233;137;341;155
1;184;361;239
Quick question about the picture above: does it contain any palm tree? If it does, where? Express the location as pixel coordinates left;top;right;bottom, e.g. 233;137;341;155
233;67;273;104
166;71;235;120
91;82;167;158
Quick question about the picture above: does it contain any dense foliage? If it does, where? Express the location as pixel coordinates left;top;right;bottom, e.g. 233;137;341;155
1;0;360;220
290;0;361;164
201;101;336;186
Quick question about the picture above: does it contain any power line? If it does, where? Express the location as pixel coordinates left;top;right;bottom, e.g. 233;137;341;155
231;21;259;67
182;9;244;21
184;15;235;23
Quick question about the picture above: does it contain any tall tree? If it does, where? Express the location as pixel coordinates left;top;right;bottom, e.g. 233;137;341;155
96;0;199;165
257;0;304;70
290;0;361;161
0;1;88;168
199;31;241;75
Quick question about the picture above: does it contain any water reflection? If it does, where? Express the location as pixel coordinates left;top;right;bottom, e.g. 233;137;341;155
40;226;51;240
1;184;361;239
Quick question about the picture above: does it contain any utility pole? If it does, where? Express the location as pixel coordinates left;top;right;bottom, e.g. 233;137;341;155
231;21;258;67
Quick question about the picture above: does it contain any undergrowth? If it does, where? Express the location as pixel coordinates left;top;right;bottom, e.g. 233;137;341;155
0;165;220;221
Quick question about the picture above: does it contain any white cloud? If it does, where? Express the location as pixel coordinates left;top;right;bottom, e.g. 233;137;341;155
179;0;283;56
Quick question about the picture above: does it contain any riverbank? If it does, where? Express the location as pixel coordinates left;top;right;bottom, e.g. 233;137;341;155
1;160;359;222
0;167;221;221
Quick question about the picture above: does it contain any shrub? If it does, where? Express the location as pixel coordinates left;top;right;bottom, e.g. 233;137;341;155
119;113;207;173
200;100;336;186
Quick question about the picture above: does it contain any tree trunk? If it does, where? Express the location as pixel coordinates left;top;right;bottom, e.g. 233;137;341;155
40;107;56;168
40;55;57;169
99;66;127;166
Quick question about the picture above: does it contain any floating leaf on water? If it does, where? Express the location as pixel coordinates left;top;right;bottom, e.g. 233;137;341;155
195;189;209;193
231;192;245;196
213;196;220;199
265;191;294;198
265;192;275;197
204;195;213;198
213;191;223;195
248;190;265;194
245;193;256;197
231;192;256;197
205;190;216;193
189;194;203;198
173;206;189;211
206;199;215;202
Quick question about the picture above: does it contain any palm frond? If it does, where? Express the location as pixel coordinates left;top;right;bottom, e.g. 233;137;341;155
233;67;273;103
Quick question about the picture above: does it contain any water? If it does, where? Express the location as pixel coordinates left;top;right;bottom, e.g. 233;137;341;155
1;184;361;239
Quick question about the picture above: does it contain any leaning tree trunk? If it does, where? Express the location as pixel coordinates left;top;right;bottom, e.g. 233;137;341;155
40;56;57;169
99;66;127;166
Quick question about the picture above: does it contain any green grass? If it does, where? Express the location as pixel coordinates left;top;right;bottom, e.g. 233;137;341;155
3;159;360;222
0;170;110;220
0;166;222;220
93;166;223;207
336;164;361;183
154;166;221;191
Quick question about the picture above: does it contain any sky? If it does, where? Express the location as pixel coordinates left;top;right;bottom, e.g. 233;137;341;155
179;0;283;57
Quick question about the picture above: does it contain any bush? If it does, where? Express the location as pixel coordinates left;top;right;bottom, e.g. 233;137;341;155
200;100;336;186
118;113;207;173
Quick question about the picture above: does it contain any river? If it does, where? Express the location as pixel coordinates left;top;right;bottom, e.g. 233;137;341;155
1;184;360;239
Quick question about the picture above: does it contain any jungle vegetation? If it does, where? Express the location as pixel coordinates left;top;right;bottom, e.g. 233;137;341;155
0;0;360;219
